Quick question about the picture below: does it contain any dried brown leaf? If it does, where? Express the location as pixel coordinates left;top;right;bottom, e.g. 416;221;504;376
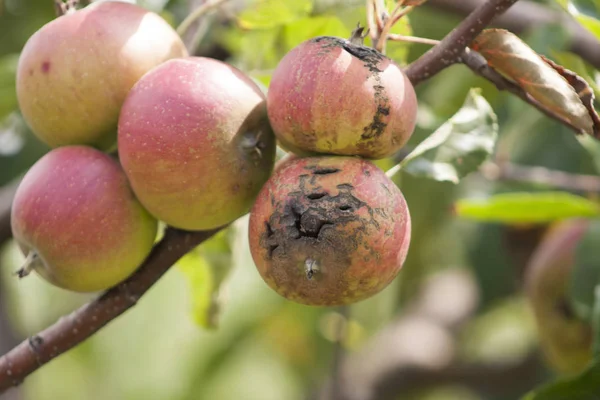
541;55;600;138
472;29;595;136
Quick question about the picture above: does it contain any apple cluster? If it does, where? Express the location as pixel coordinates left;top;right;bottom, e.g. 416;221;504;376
11;3;416;306
247;32;418;306
11;2;276;292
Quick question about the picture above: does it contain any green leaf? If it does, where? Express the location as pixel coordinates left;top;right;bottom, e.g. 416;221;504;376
221;27;282;71
0;53;19;121
556;0;600;40
455;192;600;224
177;227;235;330
523;361;600;399
237;0;313;30
388;88;498;183
282;15;350;52
570;220;600;321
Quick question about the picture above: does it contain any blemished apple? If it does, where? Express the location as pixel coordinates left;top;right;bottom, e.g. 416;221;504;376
267;30;418;160
248;155;412;306
525;219;593;375
11;146;158;292
118;57;277;231
16;1;188;150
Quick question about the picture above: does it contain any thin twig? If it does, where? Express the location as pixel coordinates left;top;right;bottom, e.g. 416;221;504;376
375;5;415;53
405;0;519;85
176;0;230;38
388;34;439;46
480;161;600;193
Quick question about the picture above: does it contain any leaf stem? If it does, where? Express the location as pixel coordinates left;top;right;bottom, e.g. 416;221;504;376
388;34;440;46
177;0;230;38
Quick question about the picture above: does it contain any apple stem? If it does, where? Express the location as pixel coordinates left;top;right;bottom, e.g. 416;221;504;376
305;258;320;280
54;0;79;17
349;23;369;46
15;252;40;279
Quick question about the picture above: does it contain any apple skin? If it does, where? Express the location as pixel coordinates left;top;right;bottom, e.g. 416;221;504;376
11;146;158;292
16;1;188;150
118;57;277;231
248;156;411;306
266;36;418;160
525;219;593;375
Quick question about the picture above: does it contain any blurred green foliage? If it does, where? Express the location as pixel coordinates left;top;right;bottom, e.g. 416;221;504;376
2;1;600;399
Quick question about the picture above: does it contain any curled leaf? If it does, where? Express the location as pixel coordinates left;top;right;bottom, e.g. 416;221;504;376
472;29;595;137
541;55;600;137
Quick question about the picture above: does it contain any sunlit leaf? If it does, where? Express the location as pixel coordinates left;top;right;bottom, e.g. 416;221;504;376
455;192;600;224
282;15;350;52
221;27;282;71
555;0;600;40
472;29;596;137
177;228;235;330
237;0;313;30
523;360;600;399
388;89;498;183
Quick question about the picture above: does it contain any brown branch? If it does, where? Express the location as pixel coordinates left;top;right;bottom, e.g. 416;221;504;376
426;0;600;71
404;0;519;85
481;161;600;193
0;226;220;392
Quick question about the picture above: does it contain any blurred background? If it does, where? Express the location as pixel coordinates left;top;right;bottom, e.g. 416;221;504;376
1;0;600;399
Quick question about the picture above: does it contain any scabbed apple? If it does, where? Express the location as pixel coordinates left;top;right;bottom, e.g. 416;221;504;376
266;30;418;160
16;1;188;150
525;219;592;375
11;146;158;292
248;156;411;306
118;57;277;231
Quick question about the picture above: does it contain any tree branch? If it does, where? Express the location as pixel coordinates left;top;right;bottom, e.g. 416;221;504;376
426;0;600;71
481;161;600;193
404;0;519;85
0;226;220;392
